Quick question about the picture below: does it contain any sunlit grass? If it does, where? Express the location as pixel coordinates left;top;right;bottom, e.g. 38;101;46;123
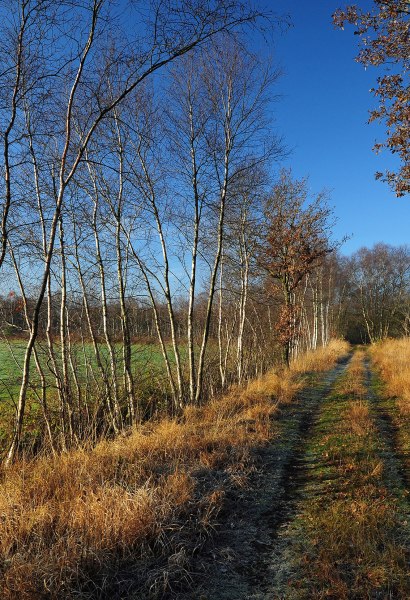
371;338;410;415
0;341;348;599
0;339;171;396
275;349;410;599
290;338;349;374
335;348;367;398
369;338;410;501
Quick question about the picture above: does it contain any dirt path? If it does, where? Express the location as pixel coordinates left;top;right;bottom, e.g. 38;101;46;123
183;356;352;600
184;351;410;600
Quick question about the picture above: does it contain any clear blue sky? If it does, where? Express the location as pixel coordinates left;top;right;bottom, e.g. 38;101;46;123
261;0;410;255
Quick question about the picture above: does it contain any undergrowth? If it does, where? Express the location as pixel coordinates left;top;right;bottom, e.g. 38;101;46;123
0;340;349;599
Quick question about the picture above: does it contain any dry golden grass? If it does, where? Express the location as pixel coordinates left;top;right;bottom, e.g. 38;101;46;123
336;349;367;398
371;338;410;415
346;400;374;436
301;491;407;599
369;337;410;505
290;339;350;374
340;352;375;458
0;341;349;599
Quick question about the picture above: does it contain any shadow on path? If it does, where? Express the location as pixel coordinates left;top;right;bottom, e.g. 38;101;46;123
184;355;351;600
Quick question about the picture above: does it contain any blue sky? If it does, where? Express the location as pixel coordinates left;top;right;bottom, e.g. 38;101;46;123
260;0;410;255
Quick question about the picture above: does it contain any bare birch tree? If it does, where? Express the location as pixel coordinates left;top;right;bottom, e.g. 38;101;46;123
2;0;267;462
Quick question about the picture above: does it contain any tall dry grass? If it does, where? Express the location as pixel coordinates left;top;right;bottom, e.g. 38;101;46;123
369;337;410;495
290;339;349;374
370;337;410;415
0;340;349;599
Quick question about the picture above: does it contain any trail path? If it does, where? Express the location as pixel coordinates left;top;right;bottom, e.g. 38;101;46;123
187;351;410;600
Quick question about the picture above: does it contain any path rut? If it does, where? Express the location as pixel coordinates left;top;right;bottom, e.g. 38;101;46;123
184;356;351;600
183;351;410;599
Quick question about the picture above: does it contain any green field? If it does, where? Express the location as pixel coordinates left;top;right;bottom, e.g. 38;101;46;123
0;339;173;400
0;338;181;449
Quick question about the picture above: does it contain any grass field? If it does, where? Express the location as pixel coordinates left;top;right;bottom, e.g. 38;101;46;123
0;338;172;400
0;337;176;451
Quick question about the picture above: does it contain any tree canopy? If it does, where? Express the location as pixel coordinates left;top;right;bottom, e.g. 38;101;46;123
333;0;410;196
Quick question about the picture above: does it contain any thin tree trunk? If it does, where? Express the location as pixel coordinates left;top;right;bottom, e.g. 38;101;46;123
136;142;184;408
237;210;250;383
195;154;229;404
111;110;136;423
124;230;179;409
8;242;55;453
58;214;74;446
6;2;101;464
1;2;26;270
72;219;118;434
187;93;202;404
88;165;123;432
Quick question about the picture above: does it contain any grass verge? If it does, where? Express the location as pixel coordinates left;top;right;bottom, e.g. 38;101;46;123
0;340;349;599
370;339;410;480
